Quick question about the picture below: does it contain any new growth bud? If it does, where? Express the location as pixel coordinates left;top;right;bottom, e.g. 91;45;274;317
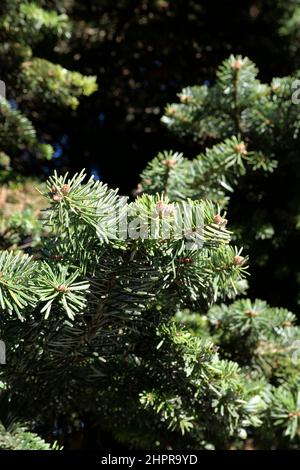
234;142;247;155
50;183;70;202
231;58;243;70
214;214;228;227
162;158;177;169
56;284;69;293
156;201;175;218
234;255;245;266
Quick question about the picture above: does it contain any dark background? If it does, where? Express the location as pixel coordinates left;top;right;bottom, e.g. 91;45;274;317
36;0;296;192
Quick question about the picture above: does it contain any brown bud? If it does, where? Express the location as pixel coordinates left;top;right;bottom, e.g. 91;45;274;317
56;284;68;293
51;255;64;261
288;411;300;419
162;158;177;169
245;310;258;318
143;178;152;185
231;58;243;70
50;183;70;202
0;271;3;278
282;320;292;327
180;94;190;104
51;194;63;202
61;184;70;195
234;255;246;266
214;214;228;227
234;142;247;155
178;257;193;264
156;201;175;218
22;60;33;68
271;82;280;92
167;106;176;116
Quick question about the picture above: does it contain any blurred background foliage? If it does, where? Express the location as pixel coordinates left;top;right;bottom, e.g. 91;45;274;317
1;0;300;187
50;0;300;191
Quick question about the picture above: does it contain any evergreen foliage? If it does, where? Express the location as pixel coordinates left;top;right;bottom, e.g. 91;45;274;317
0;166;298;449
0;380;56;449
0;1;97;181
0;423;56;450
159;54;300;311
